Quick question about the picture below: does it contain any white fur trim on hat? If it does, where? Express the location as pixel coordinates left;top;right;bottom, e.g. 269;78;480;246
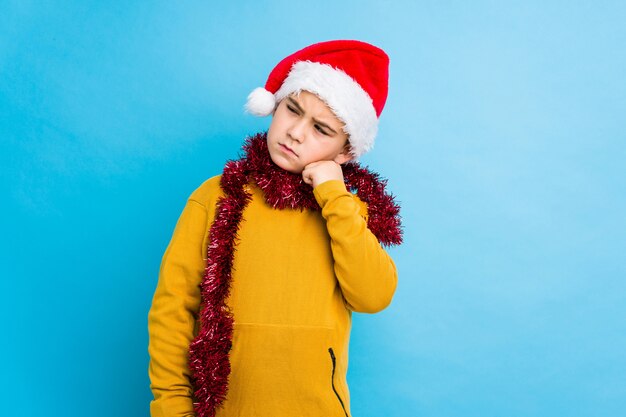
245;87;276;116
274;61;378;158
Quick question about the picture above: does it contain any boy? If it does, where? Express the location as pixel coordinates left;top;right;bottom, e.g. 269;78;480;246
148;40;403;417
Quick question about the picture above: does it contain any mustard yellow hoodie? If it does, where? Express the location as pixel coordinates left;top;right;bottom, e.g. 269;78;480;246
148;176;398;417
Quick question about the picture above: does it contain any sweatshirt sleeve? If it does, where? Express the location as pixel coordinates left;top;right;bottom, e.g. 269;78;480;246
148;198;208;417
313;180;398;313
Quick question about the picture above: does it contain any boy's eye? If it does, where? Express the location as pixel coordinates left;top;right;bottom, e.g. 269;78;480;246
314;124;329;135
286;105;299;114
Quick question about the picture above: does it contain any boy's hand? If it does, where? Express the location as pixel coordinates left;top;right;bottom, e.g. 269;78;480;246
302;160;344;189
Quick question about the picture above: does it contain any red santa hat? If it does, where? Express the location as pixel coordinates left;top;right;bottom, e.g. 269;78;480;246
245;40;389;158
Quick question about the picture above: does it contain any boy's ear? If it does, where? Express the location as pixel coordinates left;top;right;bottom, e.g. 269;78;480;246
333;143;354;165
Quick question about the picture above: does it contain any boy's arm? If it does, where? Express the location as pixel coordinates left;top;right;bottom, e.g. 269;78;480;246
148;198;207;417
313;180;399;313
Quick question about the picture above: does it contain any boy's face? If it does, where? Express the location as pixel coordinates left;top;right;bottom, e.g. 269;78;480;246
267;90;352;174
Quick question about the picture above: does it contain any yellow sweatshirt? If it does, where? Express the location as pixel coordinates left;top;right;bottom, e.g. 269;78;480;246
148;176;398;417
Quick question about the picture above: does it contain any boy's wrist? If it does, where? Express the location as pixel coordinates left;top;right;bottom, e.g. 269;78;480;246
313;179;346;190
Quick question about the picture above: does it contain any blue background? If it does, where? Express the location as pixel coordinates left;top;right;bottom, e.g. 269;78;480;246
2;1;625;416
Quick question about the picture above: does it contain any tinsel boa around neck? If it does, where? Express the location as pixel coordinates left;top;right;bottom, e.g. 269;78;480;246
225;132;402;243
188;132;402;417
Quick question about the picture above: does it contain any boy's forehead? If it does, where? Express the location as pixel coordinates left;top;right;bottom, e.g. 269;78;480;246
287;90;338;119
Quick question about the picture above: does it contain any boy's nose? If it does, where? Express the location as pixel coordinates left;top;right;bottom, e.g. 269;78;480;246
287;120;306;143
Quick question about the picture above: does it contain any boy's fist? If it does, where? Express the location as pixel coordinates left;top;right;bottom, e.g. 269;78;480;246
302;160;344;189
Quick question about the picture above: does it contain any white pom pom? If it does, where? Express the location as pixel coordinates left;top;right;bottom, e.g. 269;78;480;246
245;87;276;116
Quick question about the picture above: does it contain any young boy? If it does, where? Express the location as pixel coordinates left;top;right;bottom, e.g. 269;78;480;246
148;40;403;417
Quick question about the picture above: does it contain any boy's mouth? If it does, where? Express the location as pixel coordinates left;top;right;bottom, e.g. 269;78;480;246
279;143;298;157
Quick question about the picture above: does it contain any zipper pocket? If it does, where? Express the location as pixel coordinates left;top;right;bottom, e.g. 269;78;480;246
328;347;350;417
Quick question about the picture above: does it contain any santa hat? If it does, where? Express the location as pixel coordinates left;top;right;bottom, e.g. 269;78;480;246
245;40;389;158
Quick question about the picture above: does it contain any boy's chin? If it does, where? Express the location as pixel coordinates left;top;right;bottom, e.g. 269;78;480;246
269;155;304;175
277;164;304;175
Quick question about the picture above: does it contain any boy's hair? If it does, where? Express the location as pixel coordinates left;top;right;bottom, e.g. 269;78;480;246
245;40;389;159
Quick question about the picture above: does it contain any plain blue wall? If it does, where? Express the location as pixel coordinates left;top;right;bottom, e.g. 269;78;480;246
2;1;625;416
